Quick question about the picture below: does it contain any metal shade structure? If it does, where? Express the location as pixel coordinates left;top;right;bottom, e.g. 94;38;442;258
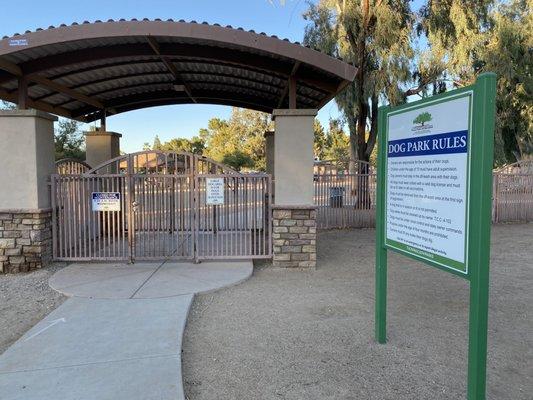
0;19;357;122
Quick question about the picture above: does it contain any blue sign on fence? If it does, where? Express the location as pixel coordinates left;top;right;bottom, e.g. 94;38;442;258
92;192;121;211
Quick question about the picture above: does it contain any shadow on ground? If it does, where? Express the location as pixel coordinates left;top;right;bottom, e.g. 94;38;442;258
182;224;532;400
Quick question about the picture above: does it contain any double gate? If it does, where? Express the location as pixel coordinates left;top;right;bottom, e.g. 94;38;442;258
51;151;272;262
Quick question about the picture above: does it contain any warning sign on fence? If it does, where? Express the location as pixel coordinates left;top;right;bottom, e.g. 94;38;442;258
92;192;121;212
206;178;224;205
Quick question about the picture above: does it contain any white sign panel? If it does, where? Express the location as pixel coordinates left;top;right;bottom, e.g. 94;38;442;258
206;178;224;205
385;93;472;274
92;192;121;212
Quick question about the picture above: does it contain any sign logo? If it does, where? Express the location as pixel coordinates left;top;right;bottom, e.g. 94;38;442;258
412;112;433;132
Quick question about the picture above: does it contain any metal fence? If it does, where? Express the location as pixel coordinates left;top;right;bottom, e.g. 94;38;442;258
51;151;271;262
314;172;376;229
55;158;91;174
315;162;533;229
492;163;533;223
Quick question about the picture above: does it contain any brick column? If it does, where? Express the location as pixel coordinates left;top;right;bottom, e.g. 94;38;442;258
272;205;317;268
0;209;52;273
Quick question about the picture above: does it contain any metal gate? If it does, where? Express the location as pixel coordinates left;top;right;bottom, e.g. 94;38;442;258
51;151;272;262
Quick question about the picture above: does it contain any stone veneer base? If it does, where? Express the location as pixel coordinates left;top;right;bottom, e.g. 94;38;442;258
0;209;52;273
272;205;317;268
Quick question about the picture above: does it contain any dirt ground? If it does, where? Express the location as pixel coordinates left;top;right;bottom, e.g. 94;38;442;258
182;224;532;400
0;264;66;354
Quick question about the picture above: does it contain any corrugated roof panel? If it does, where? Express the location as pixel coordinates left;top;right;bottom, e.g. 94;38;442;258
0;20;355;121
95;83;173;101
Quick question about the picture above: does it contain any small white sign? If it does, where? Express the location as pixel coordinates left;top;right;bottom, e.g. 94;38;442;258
206;178;224;205
92;192;121;211
9;39;28;46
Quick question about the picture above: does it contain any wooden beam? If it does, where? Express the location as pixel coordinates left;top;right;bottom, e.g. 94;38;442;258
277;62;300;108
288;76;297;109
29;75;104;109
17;77;28;110
146;36;197;103
316;79;352;110
100;109;107;131
0;58;22;76
0;56;105;111
0;87;83;121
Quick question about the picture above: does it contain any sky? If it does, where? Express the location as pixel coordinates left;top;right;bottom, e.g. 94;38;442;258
1;0;428;152
0;0;348;152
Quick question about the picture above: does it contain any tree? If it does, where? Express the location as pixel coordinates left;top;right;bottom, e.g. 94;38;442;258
201;108;273;171
481;0;532;163
304;1;437;172
314;119;328;159
418;0;532;164
221;150;255;171
157;136;206;154
0;100;16;110
323;119;350;168
152;135;162;150
413;112;432;126
54;118;85;160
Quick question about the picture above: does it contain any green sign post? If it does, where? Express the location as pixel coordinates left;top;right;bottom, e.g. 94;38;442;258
375;73;496;399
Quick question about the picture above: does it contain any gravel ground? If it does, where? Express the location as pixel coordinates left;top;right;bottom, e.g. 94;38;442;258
0;264;66;354
182;223;532;400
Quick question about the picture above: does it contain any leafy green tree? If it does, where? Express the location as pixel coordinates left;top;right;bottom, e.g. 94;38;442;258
314;119;328;159
201;108;272;171
323;119;351;168
481;0;532;163
221;150;255;171
413;112;432;126
157;136;206;154
152;135;163;150
304;0;437;171
418;0;532;164
54;119;85;160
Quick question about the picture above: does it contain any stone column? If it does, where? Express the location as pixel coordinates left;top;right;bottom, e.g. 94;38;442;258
85;130;121;172
271;109;317;268
0;110;56;273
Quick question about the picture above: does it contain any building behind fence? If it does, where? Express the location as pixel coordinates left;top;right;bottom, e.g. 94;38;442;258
314;160;533;229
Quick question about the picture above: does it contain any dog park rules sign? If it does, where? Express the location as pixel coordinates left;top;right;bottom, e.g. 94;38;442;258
375;73;497;400
384;93;472;274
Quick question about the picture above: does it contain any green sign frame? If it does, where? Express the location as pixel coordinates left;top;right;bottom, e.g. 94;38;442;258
375;73;496;400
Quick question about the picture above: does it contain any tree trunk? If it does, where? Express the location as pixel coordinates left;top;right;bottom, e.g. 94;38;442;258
348;118;358;173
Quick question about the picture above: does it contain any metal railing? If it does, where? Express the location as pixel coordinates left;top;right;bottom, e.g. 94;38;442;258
492;170;533;223
51;156;272;262
195;174;272;259
314;172;376;229
55;158;91;175
314;166;533;229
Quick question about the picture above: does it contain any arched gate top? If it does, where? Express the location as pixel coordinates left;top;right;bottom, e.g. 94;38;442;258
55;158;92;174
86;150;240;175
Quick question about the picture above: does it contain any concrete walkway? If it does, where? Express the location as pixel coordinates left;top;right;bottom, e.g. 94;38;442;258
0;260;252;400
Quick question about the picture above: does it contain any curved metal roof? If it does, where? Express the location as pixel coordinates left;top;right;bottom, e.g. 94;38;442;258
0;19;357;122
